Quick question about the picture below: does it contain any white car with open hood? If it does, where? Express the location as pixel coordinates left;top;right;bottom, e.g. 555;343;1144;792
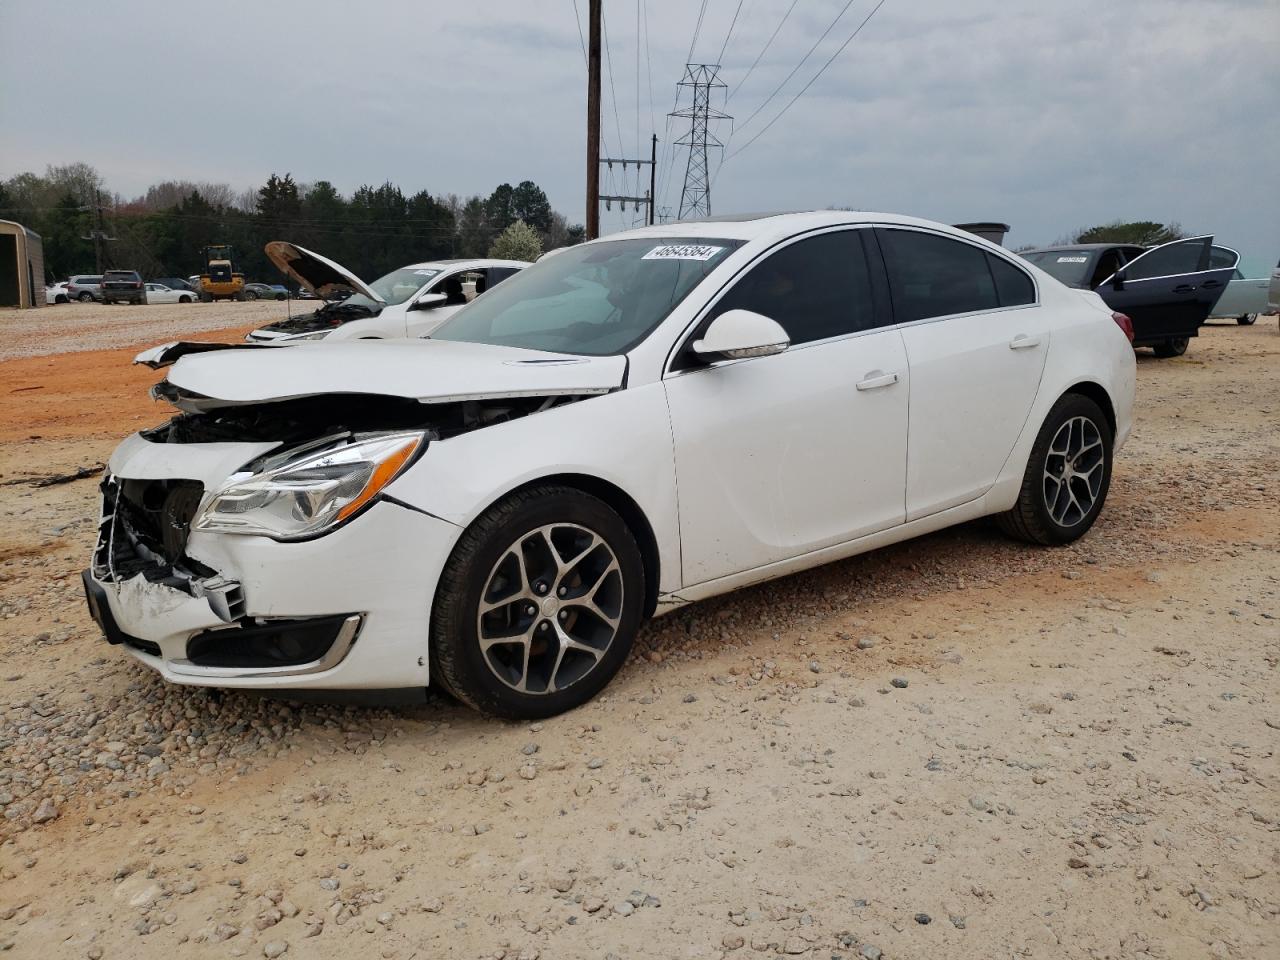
245;242;529;342
85;211;1135;719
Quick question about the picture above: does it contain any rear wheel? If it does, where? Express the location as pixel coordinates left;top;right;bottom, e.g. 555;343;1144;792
1237;313;1256;326
430;486;645;719
77;291;93;302
245;290;259;301
1153;336;1189;358
998;393;1113;546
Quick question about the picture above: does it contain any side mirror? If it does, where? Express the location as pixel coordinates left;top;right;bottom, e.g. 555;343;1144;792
692;309;790;361
1111;269;1126;291
411;292;447;311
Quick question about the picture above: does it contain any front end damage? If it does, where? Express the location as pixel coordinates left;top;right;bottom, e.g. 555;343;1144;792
85;351;615;690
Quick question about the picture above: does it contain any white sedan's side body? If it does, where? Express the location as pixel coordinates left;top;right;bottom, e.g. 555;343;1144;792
87;212;1135;712
144;283;195;304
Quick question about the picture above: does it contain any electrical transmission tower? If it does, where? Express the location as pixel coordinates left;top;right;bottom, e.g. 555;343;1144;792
671;64;730;220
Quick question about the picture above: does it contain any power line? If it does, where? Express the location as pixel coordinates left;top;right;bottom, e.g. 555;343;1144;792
729;0;801;101
725;0;889;163
735;0;860;136
717;0;747;67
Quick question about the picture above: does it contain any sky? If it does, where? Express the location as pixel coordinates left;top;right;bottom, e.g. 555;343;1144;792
2;0;1278;272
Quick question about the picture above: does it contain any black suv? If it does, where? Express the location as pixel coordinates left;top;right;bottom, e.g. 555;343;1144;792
101;269;146;305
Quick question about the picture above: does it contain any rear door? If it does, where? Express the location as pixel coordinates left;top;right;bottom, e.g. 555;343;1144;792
878;227;1050;520
1096;236;1234;345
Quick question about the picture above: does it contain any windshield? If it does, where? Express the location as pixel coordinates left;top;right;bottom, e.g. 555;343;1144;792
342;266;442;310
431;238;742;355
1021;250;1094;287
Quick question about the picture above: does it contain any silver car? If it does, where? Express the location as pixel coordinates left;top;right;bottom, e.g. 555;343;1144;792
1269;258;1280;317
1210;267;1273;324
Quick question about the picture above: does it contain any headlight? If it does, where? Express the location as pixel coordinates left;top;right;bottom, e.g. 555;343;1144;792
193;433;423;539
286;330;330;341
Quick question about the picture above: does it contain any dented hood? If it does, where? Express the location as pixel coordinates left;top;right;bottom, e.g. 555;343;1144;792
265;240;383;302
153;339;628;411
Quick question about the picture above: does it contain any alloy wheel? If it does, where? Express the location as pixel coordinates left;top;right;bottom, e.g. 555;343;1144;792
1042;416;1105;528
476;523;624;695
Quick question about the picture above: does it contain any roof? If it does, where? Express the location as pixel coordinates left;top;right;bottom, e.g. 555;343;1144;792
403;258;530;270
599;210;1012;246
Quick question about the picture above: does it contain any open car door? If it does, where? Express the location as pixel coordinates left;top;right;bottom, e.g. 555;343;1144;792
1096;236;1235;350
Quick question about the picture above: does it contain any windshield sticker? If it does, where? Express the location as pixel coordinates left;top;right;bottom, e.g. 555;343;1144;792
642;244;725;262
1057;256;1088;263
413;269;439;276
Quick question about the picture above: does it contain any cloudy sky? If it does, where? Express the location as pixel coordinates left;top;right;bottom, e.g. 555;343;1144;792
2;0;1278;269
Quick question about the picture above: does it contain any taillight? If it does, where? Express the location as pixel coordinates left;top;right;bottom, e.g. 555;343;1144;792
1112;311;1134;343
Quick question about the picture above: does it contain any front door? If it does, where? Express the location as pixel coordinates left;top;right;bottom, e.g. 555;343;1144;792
1097;236;1235;345
664;228;909;586
876;227;1050;519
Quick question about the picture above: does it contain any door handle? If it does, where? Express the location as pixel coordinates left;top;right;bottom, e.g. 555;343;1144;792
1172;283;1196;293
1200;280;1223;290
1008;335;1041;350
855;371;898;391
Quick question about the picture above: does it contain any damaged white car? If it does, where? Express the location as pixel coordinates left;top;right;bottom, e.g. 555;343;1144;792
84;212;1135;719
245;242;528;342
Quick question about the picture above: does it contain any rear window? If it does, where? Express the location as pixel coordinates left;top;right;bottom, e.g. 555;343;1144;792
104;271;139;281
1020;250;1093;287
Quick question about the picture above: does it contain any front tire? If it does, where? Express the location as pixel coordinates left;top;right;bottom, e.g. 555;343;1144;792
1153;336;1189;358
77;292;93;302
245;290;259;300
998;393;1113;546
1237;313;1256;326
430;486;645;719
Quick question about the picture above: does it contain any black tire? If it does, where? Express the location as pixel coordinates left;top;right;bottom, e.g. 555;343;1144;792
1237;314;1256;326
245;290;259;300
199;292;213;303
430;485;645;719
1153;336;1189;358
77;291;93;302
998;393;1113;546
179;295;192;303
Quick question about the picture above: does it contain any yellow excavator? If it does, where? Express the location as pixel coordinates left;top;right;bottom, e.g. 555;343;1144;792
197;244;246;302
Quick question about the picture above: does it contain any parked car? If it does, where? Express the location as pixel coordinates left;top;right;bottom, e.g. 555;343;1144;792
87;211;1134;719
1208;268;1271;324
45;281;70;304
67;275;103;302
245;244;529;342
101;269;146;305
1269;258;1280;317
150;277;197;293
1020;237;1236;356
243;282;289;301
143;283;195;304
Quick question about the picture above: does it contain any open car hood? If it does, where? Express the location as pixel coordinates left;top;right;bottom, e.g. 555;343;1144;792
264;240;384;303
142;339;628;412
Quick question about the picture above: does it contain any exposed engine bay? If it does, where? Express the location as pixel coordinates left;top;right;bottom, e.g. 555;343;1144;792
253;301;380;335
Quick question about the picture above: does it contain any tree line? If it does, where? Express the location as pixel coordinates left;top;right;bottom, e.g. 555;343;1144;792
0;162;585;283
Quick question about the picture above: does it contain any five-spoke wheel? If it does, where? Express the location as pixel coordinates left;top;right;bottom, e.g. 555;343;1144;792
1000;393;1113;545
431;486;644;718
477;523;624;695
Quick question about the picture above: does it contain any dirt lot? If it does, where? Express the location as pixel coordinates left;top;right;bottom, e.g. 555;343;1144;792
0;314;1277;960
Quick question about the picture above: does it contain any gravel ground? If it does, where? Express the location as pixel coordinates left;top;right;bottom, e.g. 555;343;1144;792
0;301;296;361
0;319;1277;959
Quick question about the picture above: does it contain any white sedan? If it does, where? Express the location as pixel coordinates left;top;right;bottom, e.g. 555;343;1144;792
245;244;528;342
144;283;196;304
85;211;1134;719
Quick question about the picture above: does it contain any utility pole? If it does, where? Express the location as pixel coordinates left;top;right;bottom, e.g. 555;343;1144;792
671;64;730;220
599;134;657;226
81;191;116;271
585;0;601;240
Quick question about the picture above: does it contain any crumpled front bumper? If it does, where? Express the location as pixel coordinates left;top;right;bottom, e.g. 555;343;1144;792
85;436;462;690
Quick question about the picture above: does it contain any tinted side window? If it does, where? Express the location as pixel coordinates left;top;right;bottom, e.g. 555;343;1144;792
709;230;876;345
988;254;1035;306
879;230;998;322
1208;245;1237;269
1125;238;1208;280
